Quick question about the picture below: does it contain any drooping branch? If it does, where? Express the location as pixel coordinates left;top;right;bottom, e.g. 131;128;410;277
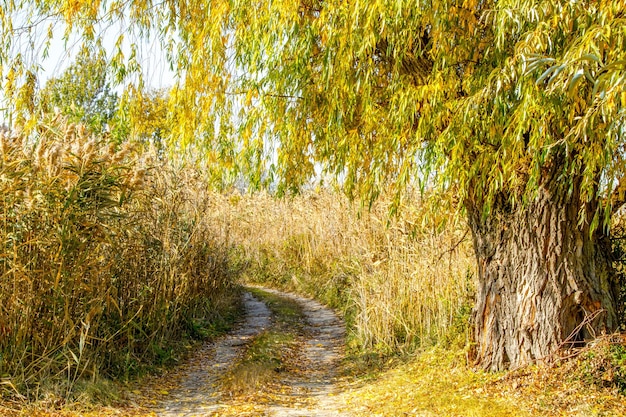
610;175;626;215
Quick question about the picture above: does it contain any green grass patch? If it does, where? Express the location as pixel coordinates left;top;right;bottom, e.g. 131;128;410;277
246;287;305;329
221;329;295;395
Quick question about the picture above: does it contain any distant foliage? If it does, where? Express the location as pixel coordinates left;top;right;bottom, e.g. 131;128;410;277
37;49;119;134
113;87;171;147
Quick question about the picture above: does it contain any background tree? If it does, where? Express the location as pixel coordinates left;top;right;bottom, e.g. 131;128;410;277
3;0;626;370
37;47;119;134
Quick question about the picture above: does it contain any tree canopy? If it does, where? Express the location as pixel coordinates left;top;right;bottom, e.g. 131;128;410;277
2;1;624;215
37;48;118;133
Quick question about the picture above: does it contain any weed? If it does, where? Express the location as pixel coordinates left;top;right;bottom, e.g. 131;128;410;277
567;335;626;394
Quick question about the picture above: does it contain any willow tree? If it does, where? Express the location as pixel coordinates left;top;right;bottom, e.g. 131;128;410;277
3;0;626;370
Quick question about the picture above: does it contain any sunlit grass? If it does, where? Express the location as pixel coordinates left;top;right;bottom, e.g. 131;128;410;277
221;329;295;396
342;349;525;417
339;344;626;417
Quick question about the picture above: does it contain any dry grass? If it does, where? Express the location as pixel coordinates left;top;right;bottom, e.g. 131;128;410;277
0;118;238;403
220;190;475;353
339;344;626;416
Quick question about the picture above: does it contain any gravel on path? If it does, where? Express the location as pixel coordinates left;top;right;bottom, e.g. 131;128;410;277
157;292;272;416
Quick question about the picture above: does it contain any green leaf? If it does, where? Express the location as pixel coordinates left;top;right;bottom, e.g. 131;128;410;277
536;65;557;85
567;70;585;97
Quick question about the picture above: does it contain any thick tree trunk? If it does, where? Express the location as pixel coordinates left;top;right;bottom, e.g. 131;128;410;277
468;172;620;371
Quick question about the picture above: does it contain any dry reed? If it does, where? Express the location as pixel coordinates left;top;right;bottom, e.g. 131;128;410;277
0;118;237;400
219;190;476;353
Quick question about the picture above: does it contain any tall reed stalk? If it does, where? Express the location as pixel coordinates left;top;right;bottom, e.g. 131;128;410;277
0;119;237;400
220;191;475;353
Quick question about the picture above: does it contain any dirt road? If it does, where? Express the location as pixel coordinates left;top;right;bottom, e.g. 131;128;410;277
153;287;348;416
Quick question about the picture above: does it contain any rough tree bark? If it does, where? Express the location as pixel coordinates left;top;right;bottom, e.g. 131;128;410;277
467;164;620;371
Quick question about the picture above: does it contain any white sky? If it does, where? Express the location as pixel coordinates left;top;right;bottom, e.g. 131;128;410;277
1;9;176;125
40;19;176;89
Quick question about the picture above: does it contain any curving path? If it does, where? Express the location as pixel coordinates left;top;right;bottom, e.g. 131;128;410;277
153;287;349;416
158;292;272;416
257;287;348;416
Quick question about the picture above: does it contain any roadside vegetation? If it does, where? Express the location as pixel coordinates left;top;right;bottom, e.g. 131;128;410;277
224;190;474;354
0;118;240;409
342;344;626;416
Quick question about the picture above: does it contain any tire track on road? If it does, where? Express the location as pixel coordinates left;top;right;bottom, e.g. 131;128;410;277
153;287;349;416
157;292;272;416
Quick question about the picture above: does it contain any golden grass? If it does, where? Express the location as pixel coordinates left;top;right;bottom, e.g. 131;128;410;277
219;191;475;353
0;119;238;402
341;349;523;417
340;346;626;416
